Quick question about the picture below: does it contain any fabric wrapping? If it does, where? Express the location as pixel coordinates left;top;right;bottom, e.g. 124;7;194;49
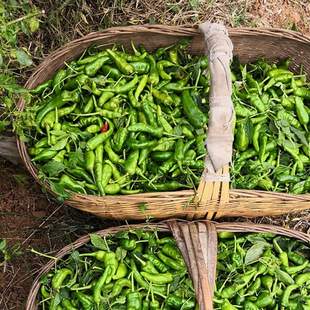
198;21;235;174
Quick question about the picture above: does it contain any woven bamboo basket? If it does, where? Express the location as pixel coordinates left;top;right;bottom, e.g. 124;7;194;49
25;220;310;310
16;25;310;220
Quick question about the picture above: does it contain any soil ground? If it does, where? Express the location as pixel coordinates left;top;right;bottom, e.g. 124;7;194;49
1;1;310;309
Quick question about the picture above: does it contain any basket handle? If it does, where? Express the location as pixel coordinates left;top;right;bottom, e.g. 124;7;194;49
190;22;234;220
167;219;218;310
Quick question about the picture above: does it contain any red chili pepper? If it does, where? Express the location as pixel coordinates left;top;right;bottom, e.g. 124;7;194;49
101;121;108;133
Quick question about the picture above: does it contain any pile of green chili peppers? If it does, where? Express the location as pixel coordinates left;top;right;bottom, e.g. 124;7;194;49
24;39;210;196
230;56;310;194
22;39;310;197
38;228;197;310
214;231;310;310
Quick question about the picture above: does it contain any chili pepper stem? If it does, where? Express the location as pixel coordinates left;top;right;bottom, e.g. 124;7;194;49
30;248;60;261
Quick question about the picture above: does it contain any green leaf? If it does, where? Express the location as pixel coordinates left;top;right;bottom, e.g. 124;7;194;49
12;49;32;67
290;127;309;147
246;235;270;247
173;124;183;136
133;227;143;239
241;64;247;81
113;296;126;305
20;20;30;36
2;83;29;93
244;116;254;141
0;120;10;131
0;54;3;67
89;234;108;251
115;247;127;261
41;161;66;177
49;181;72;199
50;137;68;151
114;230;129;239
245;243;265;264
28;17;40;32
189;0;199;10
274;267;294;285
138;203;147;213
148;16;156;25
277;119;292;137
49;292;61;308
0;239;7;250
49;130;67;136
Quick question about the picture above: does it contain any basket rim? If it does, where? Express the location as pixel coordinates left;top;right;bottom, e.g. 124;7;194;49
25;220;310;310
15;25;310;219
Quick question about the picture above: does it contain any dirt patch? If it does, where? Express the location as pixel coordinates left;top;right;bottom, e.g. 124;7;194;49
1;1;310;309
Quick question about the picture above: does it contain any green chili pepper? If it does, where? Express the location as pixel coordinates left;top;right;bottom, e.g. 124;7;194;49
53;70;67;95
287;251;307;265
77;50;108;64
102;64;122;79
86;119;114;151
106;49;133;75
280;284;299;307
157;252;185;270
165;294;196;310
128;123;163;138
141;271;173;284
295;96;309;126
58;174;87;194
250;93;266;112
295;272;310;286
233;288;246;305
152;138;176;152
126;291;142;310
31;148;58;162
124;150;140;176
221;270;256;299
51;268;73;290
277;109;303;130
282;259;309;274
143;254;169;273
111;278;131;296
235;123;249;151
258;134;268;163
182;89;208;129
63;74;89;90
151;151;174;162
114;74;139;94
275;174;301;184
134;255;159;275
243;301;259;310
83;96;95;114
84;56;109;76
150;87;174;106
66;167;94;184
72;291;95;310
147;54;160;86
79;250;106;261
94;144;105;196
120;238;136;250
130;61;150;74
98;90;115;108
101;163;113;189
35;90;79;134
30;79;53;94
62;299;78;310
126;138;158;150
247;277;261;295
234;100;256;117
